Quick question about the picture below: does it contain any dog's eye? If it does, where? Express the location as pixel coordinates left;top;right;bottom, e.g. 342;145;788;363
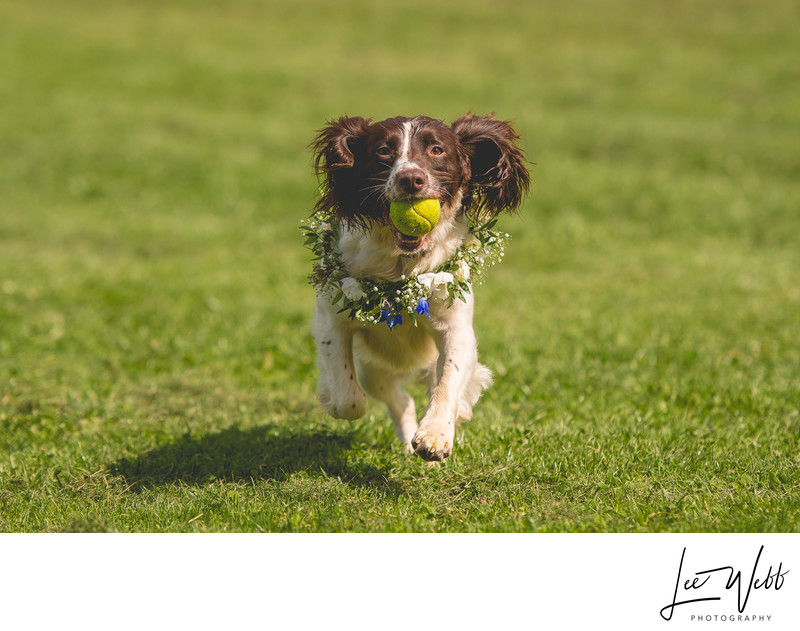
429;145;445;156
376;146;393;158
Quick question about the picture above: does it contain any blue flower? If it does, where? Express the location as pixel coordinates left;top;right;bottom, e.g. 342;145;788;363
378;309;403;329
386;313;403;329
414;298;431;318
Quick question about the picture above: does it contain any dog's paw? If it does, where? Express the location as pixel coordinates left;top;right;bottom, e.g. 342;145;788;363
317;379;367;421
320;390;368;420
325;396;368;420
411;421;455;461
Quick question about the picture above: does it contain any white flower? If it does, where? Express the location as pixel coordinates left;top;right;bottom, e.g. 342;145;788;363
319;222;332;232
454;260;470;282
464;234;481;252
340;277;365;301
417;271;454;302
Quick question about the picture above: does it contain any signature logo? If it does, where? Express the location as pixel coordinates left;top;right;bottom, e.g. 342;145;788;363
660;545;789;621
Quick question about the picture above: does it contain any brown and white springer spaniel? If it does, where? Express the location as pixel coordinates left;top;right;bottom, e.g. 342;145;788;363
310;114;530;461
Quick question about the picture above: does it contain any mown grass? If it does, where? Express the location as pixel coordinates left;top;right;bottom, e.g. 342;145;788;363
1;0;798;532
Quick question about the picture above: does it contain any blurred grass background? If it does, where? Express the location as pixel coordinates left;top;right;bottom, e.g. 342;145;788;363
0;0;798;531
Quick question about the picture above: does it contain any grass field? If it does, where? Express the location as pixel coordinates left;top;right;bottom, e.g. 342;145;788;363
1;0;798;532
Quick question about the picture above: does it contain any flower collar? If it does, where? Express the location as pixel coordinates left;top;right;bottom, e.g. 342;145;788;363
301;215;508;329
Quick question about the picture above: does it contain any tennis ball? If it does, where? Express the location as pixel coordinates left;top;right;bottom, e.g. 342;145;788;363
389;198;441;236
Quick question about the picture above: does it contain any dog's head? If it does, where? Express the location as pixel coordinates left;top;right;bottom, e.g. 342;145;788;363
311;114;530;252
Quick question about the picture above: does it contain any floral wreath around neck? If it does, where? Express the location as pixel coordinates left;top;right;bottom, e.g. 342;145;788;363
301;214;509;329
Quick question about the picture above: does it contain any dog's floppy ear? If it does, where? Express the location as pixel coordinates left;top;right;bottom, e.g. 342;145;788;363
310;116;372;220
452;113;530;221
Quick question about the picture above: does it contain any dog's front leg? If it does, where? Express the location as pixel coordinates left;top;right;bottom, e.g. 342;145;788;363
312;298;367;420
412;301;478;461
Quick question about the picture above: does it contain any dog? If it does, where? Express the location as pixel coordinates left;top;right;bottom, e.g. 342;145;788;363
308;114;530;461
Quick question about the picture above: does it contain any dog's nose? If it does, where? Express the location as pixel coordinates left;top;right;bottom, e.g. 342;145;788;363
397;168;427;194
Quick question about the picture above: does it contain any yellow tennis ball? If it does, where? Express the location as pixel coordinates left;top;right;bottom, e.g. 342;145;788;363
389;198;441;236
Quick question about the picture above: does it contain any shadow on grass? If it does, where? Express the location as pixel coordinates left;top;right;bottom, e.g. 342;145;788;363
110;422;402;492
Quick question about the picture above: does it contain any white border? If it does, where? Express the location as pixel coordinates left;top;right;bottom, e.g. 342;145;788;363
2;534;798;630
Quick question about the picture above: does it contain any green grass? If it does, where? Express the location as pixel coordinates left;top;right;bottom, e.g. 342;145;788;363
1;0;798;532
